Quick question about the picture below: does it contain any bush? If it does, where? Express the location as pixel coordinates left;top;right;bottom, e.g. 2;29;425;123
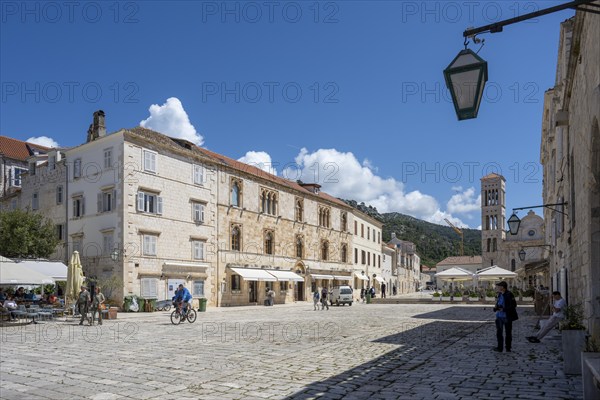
469;291;479;298
453;291;463;297
560;303;586;330
485;289;497;298
441;291;451;297
432;291;441;297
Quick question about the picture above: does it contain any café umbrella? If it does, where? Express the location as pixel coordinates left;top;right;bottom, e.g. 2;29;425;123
434;267;474;290
474;266;517;281
66;251;85;303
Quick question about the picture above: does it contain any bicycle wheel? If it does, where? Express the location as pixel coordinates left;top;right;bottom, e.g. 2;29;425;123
186;309;197;323
170;310;182;325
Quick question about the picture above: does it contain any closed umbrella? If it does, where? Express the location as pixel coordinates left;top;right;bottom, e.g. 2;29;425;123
66;251;85;305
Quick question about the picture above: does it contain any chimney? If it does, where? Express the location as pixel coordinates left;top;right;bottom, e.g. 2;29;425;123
391;232;396;239
86;110;106;142
299;182;321;194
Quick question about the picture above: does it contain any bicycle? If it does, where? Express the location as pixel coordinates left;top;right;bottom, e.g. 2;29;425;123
170;301;197;325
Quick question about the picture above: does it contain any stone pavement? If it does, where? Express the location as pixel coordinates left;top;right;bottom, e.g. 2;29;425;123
0;303;582;399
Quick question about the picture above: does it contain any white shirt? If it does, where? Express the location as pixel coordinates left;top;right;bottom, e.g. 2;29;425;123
553;298;567;318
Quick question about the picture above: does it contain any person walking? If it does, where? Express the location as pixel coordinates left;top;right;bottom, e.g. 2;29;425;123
90;287;105;326
268;288;275;306
320;287;329;310
527;291;566;343
76;285;91;325
360;288;365;303
381;283;387;298
492;281;518;352
313;289;320;310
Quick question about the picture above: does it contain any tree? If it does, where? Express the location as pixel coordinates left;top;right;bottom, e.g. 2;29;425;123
0;209;59;258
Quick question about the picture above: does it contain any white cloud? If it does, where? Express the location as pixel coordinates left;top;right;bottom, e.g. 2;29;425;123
238;151;277;175
446;187;481;214
451;185;463;192
140;97;203;145
26;136;59;148
282;147;475;227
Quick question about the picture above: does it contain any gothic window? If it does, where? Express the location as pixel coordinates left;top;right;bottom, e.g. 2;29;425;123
296;235;303;258
264;230;274;255
492;238;497;252
231;179;242;207
321;240;329;261
260;188;278;215
231;225;241;251
341;244;347;263
318;206;331;228
295;198;303;222
341;212;348;232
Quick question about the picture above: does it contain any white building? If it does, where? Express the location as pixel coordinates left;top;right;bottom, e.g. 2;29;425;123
351;210;383;294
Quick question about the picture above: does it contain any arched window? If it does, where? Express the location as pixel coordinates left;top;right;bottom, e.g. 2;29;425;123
295;199;303;222
341;213;347;231
492;238;497;252
341;244;347;263
511;258;516;272
296;236;303;258
231;225;241;251
321;241;329;261
264;231;274;255
486;238;491;252
231;181;241;207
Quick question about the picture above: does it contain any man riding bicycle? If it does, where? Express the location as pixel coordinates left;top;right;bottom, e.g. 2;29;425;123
173;284;193;315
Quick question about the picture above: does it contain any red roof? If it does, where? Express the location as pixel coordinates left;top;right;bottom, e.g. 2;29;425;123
0;136;50;161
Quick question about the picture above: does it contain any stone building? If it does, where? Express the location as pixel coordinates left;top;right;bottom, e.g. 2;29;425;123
435;256;482;290
388;233;421;293
0;136;49;198
480;173;547;289
540;12;600;336
2;111;359;307
351;211;383;294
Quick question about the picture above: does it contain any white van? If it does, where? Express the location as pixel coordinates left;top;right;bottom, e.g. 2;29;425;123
330;285;353;306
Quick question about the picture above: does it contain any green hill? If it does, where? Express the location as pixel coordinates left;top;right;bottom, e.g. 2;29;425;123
342;200;481;267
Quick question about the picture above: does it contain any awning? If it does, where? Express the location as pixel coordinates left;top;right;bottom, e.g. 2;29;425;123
15;260;68;281
0;258;55;285
311;274;335;280
333;275;353;281
266;270;304;282
229;267;277;281
354;272;369;281
374;276;385;283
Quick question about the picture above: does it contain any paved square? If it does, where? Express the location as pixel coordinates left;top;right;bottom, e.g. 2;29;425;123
1;303;581;399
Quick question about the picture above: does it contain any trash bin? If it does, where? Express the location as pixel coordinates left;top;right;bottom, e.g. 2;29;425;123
198;298;207;312
138;298;146;312
123;296;132;312
366;293;372;304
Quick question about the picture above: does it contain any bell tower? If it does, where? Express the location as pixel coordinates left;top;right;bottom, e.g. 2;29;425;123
481;173;506;268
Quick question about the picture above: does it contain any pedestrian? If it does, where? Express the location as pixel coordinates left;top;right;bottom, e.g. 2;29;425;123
527;291;566;343
370;286;376;299
268;288;275;306
90;287;105;326
382;283;386;298
320;287;329;310
360;288;365;303
75;285;91;326
313;289;320;310
492;281;518;352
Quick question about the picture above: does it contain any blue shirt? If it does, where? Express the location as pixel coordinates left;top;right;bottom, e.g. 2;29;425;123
496;293;507;319
175;288;192;302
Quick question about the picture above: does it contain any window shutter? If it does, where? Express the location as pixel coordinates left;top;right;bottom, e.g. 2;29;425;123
97;193;103;213
82;197;85;215
200;204;205;223
198;241;204;260
143;236;149;255
112;190;117;210
73;200;77;217
157;197;163;215
137;192;144;211
194;165;203;184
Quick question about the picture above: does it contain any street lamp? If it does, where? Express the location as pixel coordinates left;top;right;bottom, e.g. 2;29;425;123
446;0;598;120
518;249;527;261
506;202;568;235
443;48;488;121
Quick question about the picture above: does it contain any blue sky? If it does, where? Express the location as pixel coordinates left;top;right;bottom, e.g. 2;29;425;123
1;1;574;228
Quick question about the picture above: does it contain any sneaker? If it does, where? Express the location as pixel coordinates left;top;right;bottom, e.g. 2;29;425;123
528;337;540;343
492;347;502;352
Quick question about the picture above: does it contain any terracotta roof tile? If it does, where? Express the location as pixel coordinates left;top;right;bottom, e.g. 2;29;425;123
125;127;350;209
436;255;482;266
0;136;50;161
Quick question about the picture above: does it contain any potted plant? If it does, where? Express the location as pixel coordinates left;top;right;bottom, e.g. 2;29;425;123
560;303;587;375
582;336;600;397
431;291;441;301
511;288;520;299
441;291;452;301
468;291;480;302
485;289;497;302
522;288;535;302
452;290;463;301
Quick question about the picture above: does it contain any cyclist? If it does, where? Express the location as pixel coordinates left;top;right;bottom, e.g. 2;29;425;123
174;284;193;316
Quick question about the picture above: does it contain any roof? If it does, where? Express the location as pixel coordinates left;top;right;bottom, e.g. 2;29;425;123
125;127;351;209
436;255;482;266
0;136;50;161
480;173;505;181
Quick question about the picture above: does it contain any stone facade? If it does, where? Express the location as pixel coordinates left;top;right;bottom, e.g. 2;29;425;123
540;12;600;337
351;211;384;294
388;233;421;294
